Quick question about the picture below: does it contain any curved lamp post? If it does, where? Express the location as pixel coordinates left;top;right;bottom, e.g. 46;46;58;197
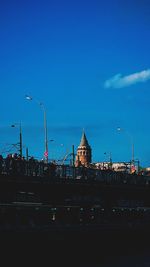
117;127;134;164
11;122;23;157
25;95;48;163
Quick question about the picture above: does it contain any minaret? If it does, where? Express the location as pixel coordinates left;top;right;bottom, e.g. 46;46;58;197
75;130;92;167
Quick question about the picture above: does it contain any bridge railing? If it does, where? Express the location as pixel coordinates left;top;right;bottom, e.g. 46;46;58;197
0;157;149;185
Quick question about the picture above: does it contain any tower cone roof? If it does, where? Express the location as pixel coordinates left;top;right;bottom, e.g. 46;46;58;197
79;131;90;147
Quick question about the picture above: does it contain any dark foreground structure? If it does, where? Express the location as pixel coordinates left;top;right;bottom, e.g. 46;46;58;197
0;157;150;233
1;158;150;266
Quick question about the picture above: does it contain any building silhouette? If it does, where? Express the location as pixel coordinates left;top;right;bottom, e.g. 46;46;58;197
75;131;92;167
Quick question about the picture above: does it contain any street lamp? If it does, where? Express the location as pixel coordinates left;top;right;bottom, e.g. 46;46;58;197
11;122;23;157
117;127;134;164
25;95;48;163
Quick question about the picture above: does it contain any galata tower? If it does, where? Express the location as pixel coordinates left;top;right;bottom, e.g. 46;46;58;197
75;131;92;167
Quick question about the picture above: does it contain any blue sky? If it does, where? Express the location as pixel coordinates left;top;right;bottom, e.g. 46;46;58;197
0;0;150;166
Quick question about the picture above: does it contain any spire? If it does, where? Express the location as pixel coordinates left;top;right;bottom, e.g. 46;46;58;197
79;131;90;147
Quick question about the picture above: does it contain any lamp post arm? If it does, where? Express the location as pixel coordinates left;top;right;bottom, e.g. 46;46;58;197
25;95;49;163
117;127;134;164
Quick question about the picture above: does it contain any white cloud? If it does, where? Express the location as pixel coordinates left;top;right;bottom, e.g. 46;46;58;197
104;69;150;89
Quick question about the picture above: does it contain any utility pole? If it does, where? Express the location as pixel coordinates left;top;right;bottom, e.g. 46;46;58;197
132;143;134;164
11;122;23;157
109;152;112;169
26;147;29;161
19;122;23;157
43;108;48;163
72;145;75;167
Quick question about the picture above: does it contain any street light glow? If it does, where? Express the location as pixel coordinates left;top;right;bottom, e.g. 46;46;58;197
25;95;33;100
117;127;122;131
